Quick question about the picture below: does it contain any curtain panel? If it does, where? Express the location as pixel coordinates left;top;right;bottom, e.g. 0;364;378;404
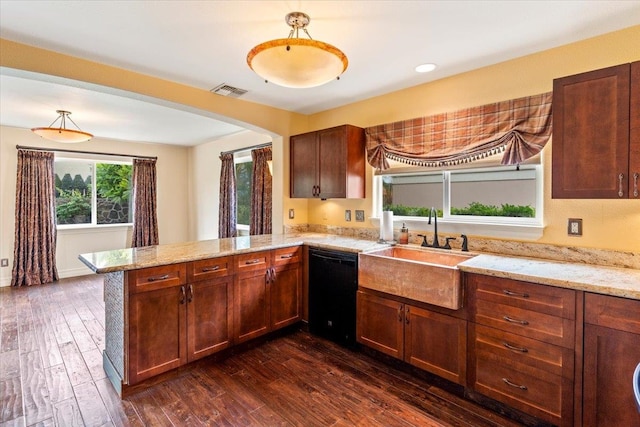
131;158;159;247
250;147;272;235
12;149;59;286
365;92;552;170
218;153;237;238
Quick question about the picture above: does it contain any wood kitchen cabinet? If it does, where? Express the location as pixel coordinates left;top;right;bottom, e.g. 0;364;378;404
467;273;576;426
552;61;640;198
234;247;303;343
356;289;467;385
128;264;188;385
290;124;366;199
583;293;640;427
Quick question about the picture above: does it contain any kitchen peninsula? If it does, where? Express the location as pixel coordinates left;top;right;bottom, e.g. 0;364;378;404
80;233;640;426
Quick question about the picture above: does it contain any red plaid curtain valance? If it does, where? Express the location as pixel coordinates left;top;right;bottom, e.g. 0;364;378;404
365;92;552;170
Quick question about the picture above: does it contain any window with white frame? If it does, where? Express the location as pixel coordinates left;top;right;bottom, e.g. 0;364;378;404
234;153;253;235
376;162;543;236
54;158;132;227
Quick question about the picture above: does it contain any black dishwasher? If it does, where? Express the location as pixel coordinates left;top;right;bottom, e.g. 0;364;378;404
308;248;358;347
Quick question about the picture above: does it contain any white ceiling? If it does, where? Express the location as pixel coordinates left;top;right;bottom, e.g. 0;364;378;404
1;1;639;146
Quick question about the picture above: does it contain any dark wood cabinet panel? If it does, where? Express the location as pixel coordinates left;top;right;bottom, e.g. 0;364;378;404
186;276;233;362
270;264;301;330
583;294;640;427
290;124;365;199
405;305;467;385
356;290;404;359
234;267;270;344
629;61;640;198
552;63;634;198
128;285;186;384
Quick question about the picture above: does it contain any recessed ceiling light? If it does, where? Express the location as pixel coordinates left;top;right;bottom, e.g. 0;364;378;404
415;63;437;73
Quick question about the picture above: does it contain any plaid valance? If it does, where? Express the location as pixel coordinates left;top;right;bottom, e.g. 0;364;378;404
365;92;552;170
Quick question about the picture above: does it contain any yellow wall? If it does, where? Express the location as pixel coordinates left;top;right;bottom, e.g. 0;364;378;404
1;26;640;253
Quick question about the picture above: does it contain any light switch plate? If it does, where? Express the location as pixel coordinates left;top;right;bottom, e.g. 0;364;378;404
288;209;295;219
568;218;582;236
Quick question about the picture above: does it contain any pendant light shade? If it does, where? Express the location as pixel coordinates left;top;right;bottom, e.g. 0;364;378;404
247;12;348;88
31;110;93;143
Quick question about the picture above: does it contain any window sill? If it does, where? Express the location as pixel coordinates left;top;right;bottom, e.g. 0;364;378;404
57;224;132;233
370;217;544;240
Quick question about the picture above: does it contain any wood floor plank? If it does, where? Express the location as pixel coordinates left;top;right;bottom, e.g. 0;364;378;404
20;350;53;426
59;341;91;387
95;378;145;427
44;364;74;404
73;381;112;427
0;377;23;424
126;389;173;427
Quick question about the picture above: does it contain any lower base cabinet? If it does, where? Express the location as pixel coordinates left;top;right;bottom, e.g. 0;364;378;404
583;293;640;427
356;290;467;385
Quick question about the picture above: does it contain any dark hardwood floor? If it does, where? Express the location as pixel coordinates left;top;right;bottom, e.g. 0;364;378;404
0;275;524;427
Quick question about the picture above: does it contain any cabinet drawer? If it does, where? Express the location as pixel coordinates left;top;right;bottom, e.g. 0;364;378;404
475;300;575;348
470;274;575;319
474;354;570;426
472;324;574;379
187;256;233;282
235;251;270;272
128;264;186;294
273;246;301;267
585;293;640;334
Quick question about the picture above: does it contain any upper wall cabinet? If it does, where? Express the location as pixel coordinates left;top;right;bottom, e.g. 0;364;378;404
290;124;366;199
552;62;639;199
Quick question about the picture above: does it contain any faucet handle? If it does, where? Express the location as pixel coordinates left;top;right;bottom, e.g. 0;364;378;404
443;237;456;250
460;234;469;252
417;234;429;247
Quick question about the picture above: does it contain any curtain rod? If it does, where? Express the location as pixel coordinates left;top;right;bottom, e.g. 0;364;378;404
16;145;157;160
220;142;272;156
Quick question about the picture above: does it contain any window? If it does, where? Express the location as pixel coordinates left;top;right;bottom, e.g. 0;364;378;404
54;159;132;226
234;154;252;235
377;163;543;238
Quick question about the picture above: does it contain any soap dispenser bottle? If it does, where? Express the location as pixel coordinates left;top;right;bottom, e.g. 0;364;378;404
399;223;409;244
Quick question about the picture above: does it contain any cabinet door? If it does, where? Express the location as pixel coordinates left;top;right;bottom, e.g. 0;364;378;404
234;268;270;343
128;285;186;384
317;127;347;198
583;324;640;427
186;276;233;362
630;61;640;198
356;291;403;359
552;64;631;198
270;263;301;330
290;131;318;198
405;305;467;385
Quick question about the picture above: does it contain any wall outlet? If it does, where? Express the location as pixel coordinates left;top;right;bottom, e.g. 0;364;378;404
288;209;295;219
1;258;8;267
568;218;582;236
355;210;365;222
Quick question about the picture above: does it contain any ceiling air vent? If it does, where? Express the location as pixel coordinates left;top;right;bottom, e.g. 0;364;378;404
210;83;247;98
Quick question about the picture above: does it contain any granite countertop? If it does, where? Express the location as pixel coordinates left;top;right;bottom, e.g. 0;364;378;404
458;254;640;300
79;233;640;300
78;233;388;274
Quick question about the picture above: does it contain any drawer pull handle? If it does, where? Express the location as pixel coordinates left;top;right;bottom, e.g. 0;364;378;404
503;289;529;298
202;266;220;272
405;306;410;325
187;284;193;303
503;315;529;326
245;259;261;265
280;254;294;259
398;305;403;322
502;378;527;390
503;342;528;353
618;173;624;197
179;286;186;304
148;274;170;282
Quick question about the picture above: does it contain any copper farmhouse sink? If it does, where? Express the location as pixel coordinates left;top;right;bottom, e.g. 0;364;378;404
358;247;475;310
